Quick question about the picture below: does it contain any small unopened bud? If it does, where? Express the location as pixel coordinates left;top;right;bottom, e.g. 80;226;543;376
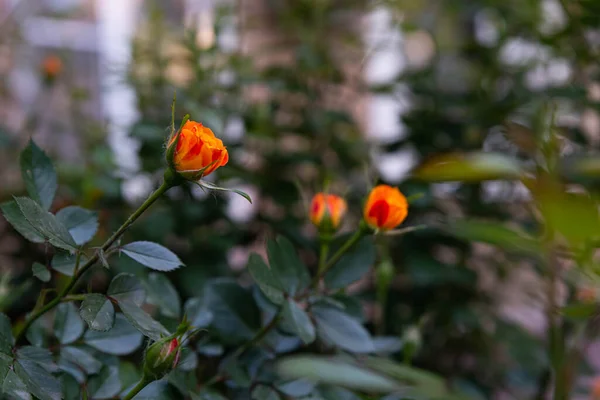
309;193;347;234
143;337;181;380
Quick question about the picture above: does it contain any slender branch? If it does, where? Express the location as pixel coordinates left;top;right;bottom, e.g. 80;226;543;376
317;241;329;276
311;229;366;287
123;376;153;400
14;181;173;343
233;311;282;359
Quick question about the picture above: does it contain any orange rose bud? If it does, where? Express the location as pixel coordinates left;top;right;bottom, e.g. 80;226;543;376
42;55;62;83
166;120;228;180
310;193;347;232
363;185;408;231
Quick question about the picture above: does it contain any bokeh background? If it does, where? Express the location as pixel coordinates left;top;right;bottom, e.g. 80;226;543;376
2;0;600;398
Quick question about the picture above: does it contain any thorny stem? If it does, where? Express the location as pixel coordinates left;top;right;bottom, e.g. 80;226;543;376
14;180;174;343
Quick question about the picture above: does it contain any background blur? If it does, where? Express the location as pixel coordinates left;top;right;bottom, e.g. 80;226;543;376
2;0;600;398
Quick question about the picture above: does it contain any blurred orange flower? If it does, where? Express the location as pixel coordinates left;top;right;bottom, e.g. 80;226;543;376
363;185;408;231
167;120;228;179
42;55;62;79
310;193;347;232
577;286;597;303
591;376;600;399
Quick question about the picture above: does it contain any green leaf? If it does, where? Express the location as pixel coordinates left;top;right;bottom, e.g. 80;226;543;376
54;302;84;345
0;201;45;243
363;357;448;397
61;374;81;400
87;366;121;399
84;314;143;355
51;251;87;276
282;299;315;345
80;294;115;331
192;390;228;400
445;219;541;254
14;359;62;400
55;206;98;245
205;280;260;345
133;380;181;399
107;273;145;306
184;298;213;329
16;346;57;372
13;197;77;251
247;253;285;304
20;140;57;210
0;313;14;355
267;236;310;295
317;386;361;400
312;306;374;353
413;152;522;182
61;346;102;375
325;237;376;290
145;273;181;319
121;241;184;271
197;341;224;357
276;355;401;393
2;369;30;400
117;300;170;341
177;347;198;371
561;304;597;319
252;384;282;400
32;262;50;283
277;379;316;397
196;180;252;203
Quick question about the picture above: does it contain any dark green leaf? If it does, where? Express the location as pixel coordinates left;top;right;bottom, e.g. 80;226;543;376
364;357;448;397
54;302;84;345
51;251;85;277
118;300;170;341
184;297;213;329
84;314;144;355
80;294;115;331
204;280;260;345
413;152;522;182
14;359;62;400
107;273;145;306
58;357;85;383
2;369;30;400
20;140;57;210
177;347;198;371
318;386;361;400
55;206;98;245
267;236;310;295
276;356;401;393
145;273;181;318
87;366;121;399
325;237;376;290
61;346;102;375
252;384;281;400
16;346;57;372
14;197;77;251
121;241;183;271
247;253;285;304
196;342;224;357
192;390;228;400
312;306;374;353
32;262;51;283
0;201;45;243
282;299;315;345
277;379;316;397
133;380;182;399
0;313;14;355
61;374;81;400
